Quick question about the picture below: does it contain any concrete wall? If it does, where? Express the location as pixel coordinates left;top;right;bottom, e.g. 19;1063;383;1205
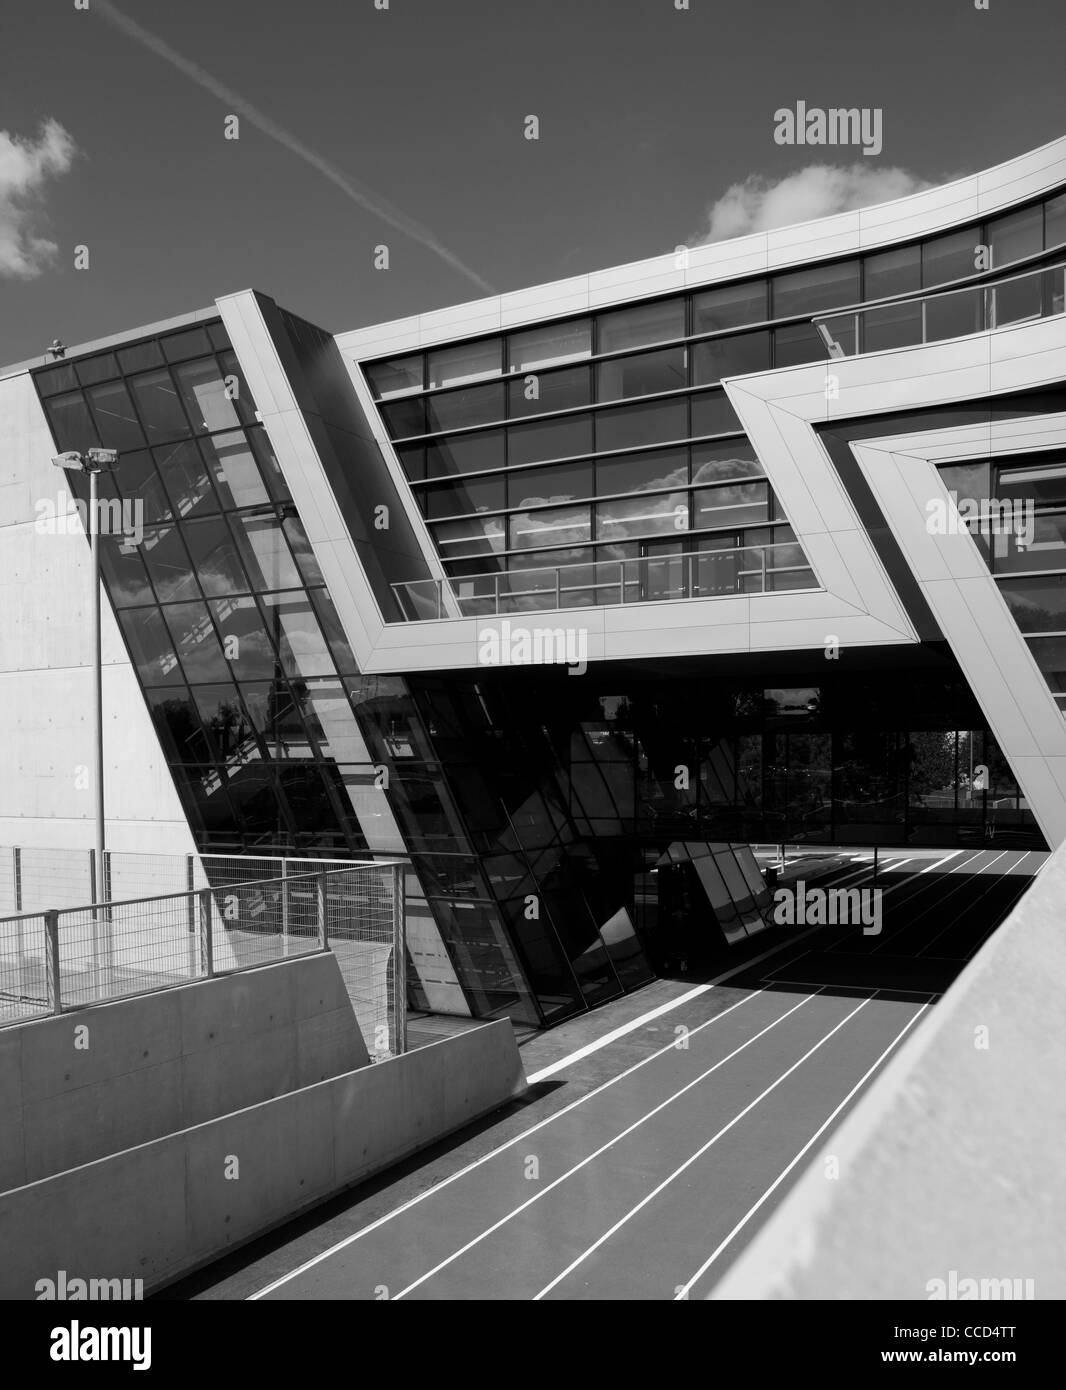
0;952;367;1191
711;840;1066;1301
0;370;194;853
0;1018;525;1298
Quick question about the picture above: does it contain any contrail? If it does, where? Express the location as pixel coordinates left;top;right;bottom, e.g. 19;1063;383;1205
93;0;493;294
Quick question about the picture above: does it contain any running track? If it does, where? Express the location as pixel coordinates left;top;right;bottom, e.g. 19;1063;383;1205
166;848;1042;1301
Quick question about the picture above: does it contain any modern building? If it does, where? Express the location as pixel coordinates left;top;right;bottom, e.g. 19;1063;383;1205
2;134;1065;1033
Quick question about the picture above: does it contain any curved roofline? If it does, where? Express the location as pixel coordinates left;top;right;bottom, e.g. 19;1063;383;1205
338;132;1066;359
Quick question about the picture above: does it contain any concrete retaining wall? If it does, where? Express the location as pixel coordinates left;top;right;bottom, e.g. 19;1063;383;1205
0;1017;525;1298
711;843;1066;1300
0;952;368;1191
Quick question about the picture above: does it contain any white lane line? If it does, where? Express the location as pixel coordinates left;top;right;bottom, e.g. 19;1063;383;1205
524;924;826;1084
248;947;823;1300
914;849;1012;956
390;988;828;1300
532;991;879;1301
673;995;935;1299
919;851;962;873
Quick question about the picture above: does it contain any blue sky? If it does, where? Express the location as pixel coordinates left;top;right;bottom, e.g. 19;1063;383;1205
1;0;1064;365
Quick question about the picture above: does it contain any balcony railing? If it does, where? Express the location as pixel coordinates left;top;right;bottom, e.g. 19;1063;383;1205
814;259;1066;359
392;543;817;620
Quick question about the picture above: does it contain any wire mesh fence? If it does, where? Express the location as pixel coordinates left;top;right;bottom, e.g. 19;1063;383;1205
0;857;406;1058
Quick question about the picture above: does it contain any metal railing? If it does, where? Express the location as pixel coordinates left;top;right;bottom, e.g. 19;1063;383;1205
392;543;817;620
0;861;407;1058
814;259;1066;359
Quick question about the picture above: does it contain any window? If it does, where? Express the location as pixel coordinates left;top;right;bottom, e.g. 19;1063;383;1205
691;331;771;385
150;441;212;517
427;338;502;389
425;429;504;477
208;596;277;679
86;381;146;452
45;392;99;452
162;328;214;363
98;536;155;607
691;281;768;333
365;354;424;399
420;474;506;519
35;364;79;398
173;358;243;434
432;515;506;557
596;447;688;496
695;482;769;529
691;441;763;484
1027;636;1066;692
772;261;860;317
993;513;1066;575
596;346;687;402
596;492;689;541
508;319;592;371
987;206;1043;267
117;341;165;375
162;602;231;684
507;365;591;418
773;323;827;367
396;444;426;481
998;456;1066;508
862;245;921;301
178;517;247;598
129;369;193;443
596;298;685;354
998;575;1066;632
510;505;591;550
596;399;687;452
283;515;326;585
1046;192;1066;249
259;592;337;678
690;389;743;438
509;461;593;508
75;354;120;387
508;414;593;466
227;512;303;591
380;397;427;437
118;608;184;686
200;431;272;510
922;229;979;287
862;300;923;352
425;382;505;433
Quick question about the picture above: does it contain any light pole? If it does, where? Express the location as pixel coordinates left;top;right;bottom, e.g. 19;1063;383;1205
51;448;118;968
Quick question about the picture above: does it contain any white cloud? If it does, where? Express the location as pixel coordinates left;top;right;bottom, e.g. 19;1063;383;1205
695;164;934;244
0;119;78;278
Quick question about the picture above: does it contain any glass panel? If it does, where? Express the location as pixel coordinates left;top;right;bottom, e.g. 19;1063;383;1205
425;429;504;477
507;364;591;418
862;245;921;301
695;482;769;529
508;461;593;508
178;517;248;597
247;428;291;503
432;515;506;557
115;341;165;375
172;357;243;434
115;449;175;522
282;514;325;585
200;431;271;510
217;351;258;425
862;300;923;352
259;592;337;678
596;298;685;353
990;273;1042;328
98;536;155;607
162;601;230;683
691;281;768;333
596;346;687;402
992;512;1066;574
595;399;687;452
208;324;232;352
987;206;1043;267
1027;637;1066;692
691;441;763;483
938;460;990;511
117;607;184;685
508;319;592;371
128;368;193;444
425;382;504;433
773;322;827;367
690;389;743;438
924;285;984;342
379;397;426;438
139;524;202;602
427;338;501;389
154;438;218;518
396;443;425;481
510;505;592;549
421;473;506;519
365;354;424;399
309;590;359;674
998;456;1066;508
75;353;120;387
1046;192;1066;250
596;447;688;496
161;328;213;363
35;364;79;397
691;331;771;385
922;228;978;287
86;381;146;451
772;261;860;317
45;392;99;452
208;596;277;679
997;575;1066;632
595;492;689;540
190;684;258;761
694;539;740;596
507;414;593;467
146;687;211;764
227;511;303;590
